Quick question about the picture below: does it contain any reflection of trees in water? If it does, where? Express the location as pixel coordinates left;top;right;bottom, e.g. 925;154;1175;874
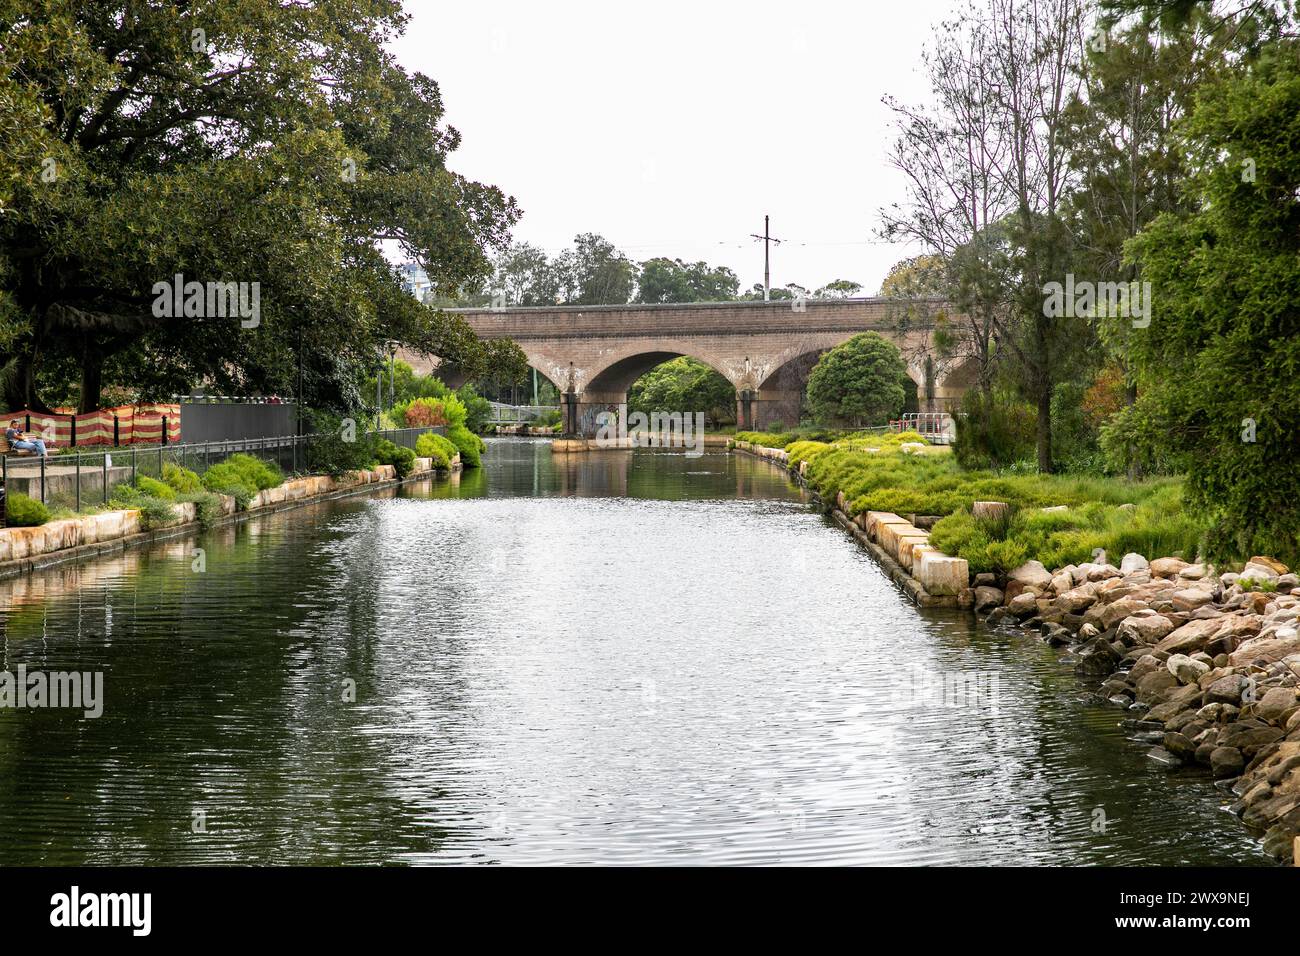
0;501;458;864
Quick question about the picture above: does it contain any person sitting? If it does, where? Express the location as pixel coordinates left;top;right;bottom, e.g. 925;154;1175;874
5;419;48;457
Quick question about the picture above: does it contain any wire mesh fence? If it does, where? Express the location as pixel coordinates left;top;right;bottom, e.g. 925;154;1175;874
1;426;432;513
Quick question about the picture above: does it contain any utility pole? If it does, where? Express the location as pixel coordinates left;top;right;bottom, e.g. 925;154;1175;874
750;214;782;301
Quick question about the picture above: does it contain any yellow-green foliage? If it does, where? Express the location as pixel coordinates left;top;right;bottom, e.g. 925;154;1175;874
415;431;459;468
785;440;832;468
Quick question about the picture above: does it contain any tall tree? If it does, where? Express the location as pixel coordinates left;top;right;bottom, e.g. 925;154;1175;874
0;0;522;412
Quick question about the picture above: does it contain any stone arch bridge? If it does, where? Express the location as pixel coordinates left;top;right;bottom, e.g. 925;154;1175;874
411;299;975;437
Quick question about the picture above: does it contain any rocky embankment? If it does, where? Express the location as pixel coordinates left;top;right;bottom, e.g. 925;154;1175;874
973;552;1300;862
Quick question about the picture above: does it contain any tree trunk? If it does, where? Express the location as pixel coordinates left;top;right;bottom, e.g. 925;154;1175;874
79;348;103;413
1036;382;1053;473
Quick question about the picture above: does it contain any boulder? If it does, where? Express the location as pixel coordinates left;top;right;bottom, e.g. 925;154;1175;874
974;586;1004;613
1249;556;1290;576
1135;669;1180;705
1008;591;1039;618
1166;654;1210;685
1151;557;1190;579
1206;674;1248;705
1120;553;1149;574
1154;618;1225;656
1118;614;1176;645
1254;687;1299;726
1179;563;1208;580
1171;587;1215;612
1074;636;1122;677
1086;595;1151;631
1229;627;1300;667
1008;560;1053;590
1210;746;1246;778
1241;561;1281;584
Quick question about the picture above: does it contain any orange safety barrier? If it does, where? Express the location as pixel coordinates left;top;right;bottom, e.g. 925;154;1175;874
2;404;181;447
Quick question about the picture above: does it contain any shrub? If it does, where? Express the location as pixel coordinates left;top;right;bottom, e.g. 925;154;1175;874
200;463;257;509
162;462;204;494
177;490;223;529
6;493;50;526
221;453;283;490
305;417;377;478
447;423;484;467
373;439;417;479
415;431;459;468
108;485;177;530
135;475;176;500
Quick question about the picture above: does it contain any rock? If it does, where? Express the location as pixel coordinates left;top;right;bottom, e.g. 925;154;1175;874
1074;636;1123;677
1049;571;1074;596
1154;618;1225;656
1151;557;1190;579
1086;595;1151;631
973;572;997;587
1249;555;1290;575
1278;573;1299;594
1255;687;1299;725
1240;561;1281;584
1041;622;1073;646
1229;627;1300;667
1135;669;1180;705
986;607;1012;626
1217;720;1284;756
1164;731;1196;759
1166;653;1210;685
1171;587;1214;612
974;586;1004;613
1261;825;1295;862
1120;552;1149;574
1206;674;1248;705
1128;655;1163;683
1178;563;1208;580
1008;560;1053;590
1008;591;1039;617
1053;584;1099;614
1210;746;1245;778
1118;613;1176;645
1087;564;1123;582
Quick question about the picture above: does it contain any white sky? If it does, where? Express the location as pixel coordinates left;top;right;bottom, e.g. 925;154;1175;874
389;0;956;294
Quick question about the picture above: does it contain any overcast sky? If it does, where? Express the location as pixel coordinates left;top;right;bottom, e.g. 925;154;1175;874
389;0;955;294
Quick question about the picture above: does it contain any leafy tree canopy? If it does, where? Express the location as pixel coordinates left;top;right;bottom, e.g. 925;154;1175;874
806;332;911;427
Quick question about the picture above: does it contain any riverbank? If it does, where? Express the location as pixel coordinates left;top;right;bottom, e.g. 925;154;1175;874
0;455;456;581
732;437;1300;864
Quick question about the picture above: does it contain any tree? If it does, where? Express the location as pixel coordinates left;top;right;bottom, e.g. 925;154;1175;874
628;358;735;426
806;333;910;427
1124;30;1300;560
814;279;863;298
636;258;739;303
561;233;635;305
0;0;521;412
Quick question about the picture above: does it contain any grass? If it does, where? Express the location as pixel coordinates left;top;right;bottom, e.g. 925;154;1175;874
741;428;1213;575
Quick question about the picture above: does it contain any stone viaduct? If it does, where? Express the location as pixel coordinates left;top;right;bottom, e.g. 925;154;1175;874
404;298;975;437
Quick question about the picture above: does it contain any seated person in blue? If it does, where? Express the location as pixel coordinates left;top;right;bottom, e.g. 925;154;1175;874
6;419;48;456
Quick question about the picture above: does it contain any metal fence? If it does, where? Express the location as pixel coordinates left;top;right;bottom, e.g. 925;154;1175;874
1;426;433;513
487;401;560;424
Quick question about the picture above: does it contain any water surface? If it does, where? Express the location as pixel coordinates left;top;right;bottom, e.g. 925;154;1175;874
0;438;1265;864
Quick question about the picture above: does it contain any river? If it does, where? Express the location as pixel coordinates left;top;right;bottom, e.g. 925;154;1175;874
0;438;1265;864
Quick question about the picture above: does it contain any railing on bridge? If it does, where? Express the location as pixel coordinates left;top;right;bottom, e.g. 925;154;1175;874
890;412;957;445
487;402;560;425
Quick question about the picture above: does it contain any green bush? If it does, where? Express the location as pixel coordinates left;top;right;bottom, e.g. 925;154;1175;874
415;431;459;468
221;453;283;490
177;490;224;529
135;475;176;500
447;423;484;468
5;493;50;526
374;438;417;479
108;484;177;530
201;463;258;509
304;413;377;478
162;462;204;494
